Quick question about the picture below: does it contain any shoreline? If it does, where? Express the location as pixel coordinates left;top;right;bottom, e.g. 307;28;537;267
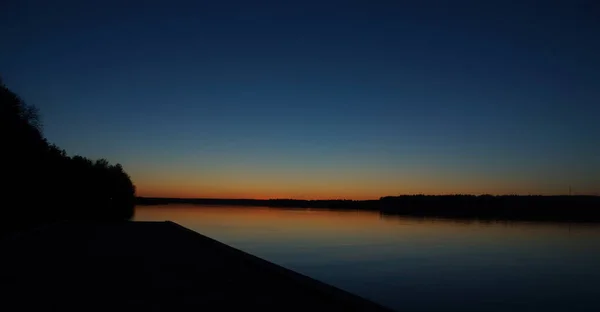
136;195;600;222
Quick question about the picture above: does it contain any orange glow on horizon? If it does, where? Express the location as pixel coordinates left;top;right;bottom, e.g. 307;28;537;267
135;185;578;200
136;188;382;200
129;165;595;200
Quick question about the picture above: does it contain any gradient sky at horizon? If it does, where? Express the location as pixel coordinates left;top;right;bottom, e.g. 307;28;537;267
1;0;599;199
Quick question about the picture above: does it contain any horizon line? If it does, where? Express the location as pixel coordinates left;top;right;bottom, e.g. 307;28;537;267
136;194;599;201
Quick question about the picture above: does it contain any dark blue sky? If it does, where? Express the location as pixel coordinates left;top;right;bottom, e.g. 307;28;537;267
1;0;599;198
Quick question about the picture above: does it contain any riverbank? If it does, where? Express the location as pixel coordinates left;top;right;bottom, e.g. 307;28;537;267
137;195;600;222
0;221;392;311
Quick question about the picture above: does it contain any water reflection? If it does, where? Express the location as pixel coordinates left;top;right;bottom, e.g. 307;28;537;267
135;204;600;312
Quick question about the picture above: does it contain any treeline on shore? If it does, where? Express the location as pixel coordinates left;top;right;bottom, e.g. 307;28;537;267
136;197;380;210
1;79;136;236
379;195;600;222
137;195;600;222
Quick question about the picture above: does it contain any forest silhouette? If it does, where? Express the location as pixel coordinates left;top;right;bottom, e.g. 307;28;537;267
1;78;136;236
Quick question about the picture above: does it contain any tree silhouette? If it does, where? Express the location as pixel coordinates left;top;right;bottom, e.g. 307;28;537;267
1;78;136;236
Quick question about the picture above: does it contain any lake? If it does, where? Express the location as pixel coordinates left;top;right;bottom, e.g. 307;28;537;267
135;204;600;312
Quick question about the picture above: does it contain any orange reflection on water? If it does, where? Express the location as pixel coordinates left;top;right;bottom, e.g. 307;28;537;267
135;204;600;250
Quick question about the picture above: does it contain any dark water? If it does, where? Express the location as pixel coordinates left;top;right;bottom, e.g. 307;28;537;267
135;205;600;312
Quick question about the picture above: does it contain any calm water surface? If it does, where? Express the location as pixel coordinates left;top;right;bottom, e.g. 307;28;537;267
135;204;600;312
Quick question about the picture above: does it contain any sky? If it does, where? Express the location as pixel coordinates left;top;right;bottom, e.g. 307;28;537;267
1;0;599;199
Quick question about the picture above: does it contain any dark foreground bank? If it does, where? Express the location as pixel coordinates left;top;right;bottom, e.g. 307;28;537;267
0;221;392;312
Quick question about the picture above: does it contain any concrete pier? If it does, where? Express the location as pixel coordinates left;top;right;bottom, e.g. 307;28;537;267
0;221;392;311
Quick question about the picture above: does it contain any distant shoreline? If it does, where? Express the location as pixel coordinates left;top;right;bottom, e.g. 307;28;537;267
136;195;600;223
